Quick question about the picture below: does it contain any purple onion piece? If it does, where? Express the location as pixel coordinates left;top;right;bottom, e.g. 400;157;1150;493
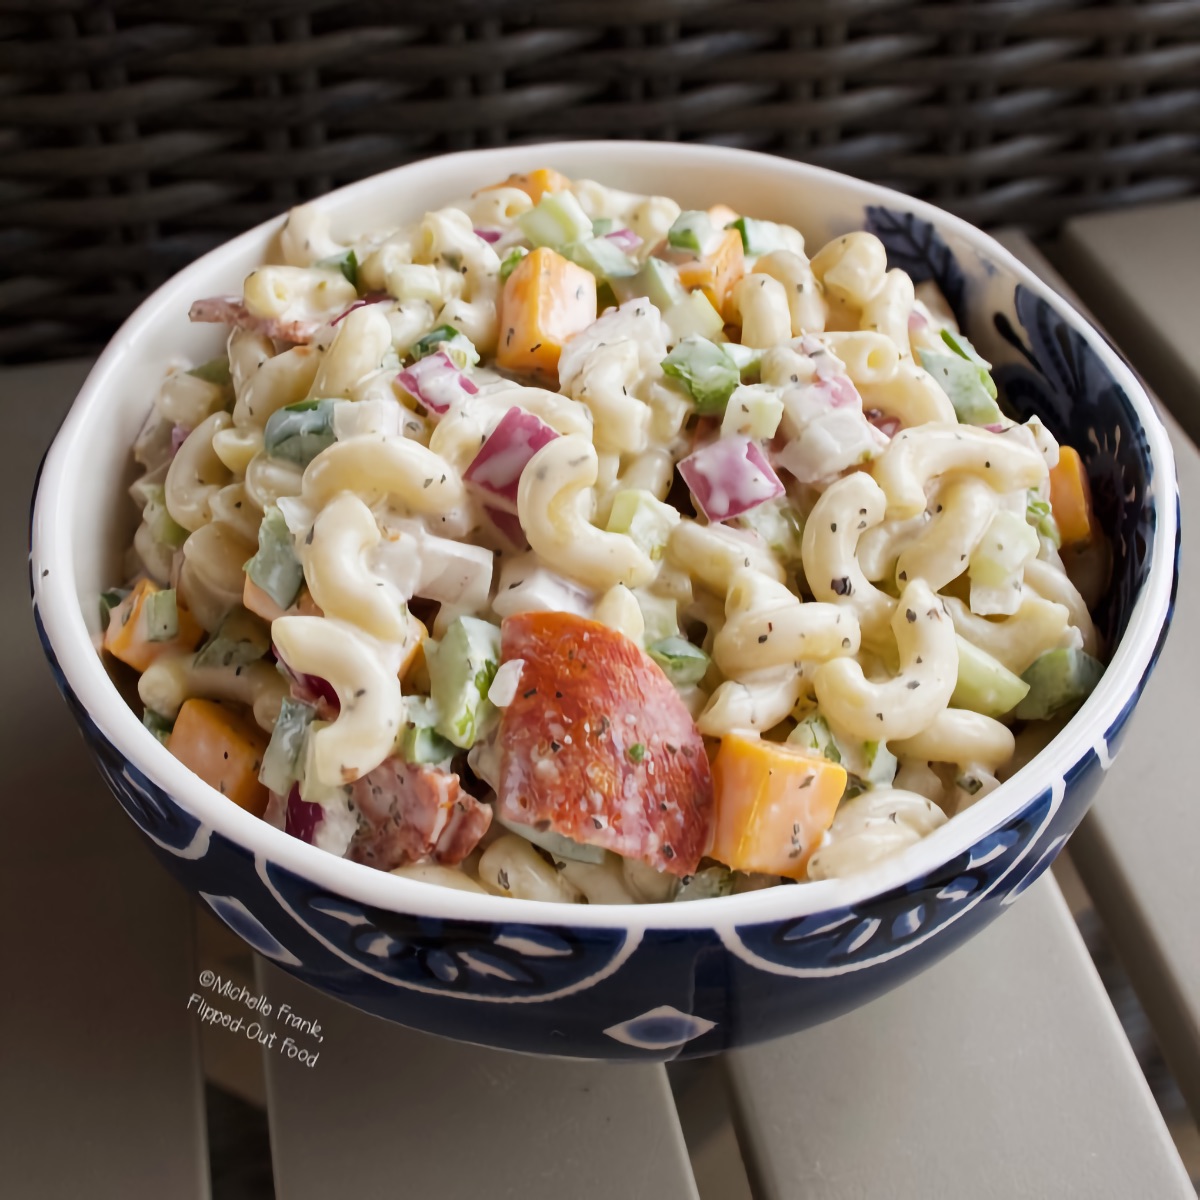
474;228;503;243
285;783;324;844
463;407;560;513
396;351;478;415
678;434;785;522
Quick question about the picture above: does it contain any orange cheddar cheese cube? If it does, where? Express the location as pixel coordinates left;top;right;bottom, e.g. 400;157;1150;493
711;734;846;879
677;226;745;315
707;203;740;229
1049;445;1094;546
477;168;572;205
496;247;597;382
103;579;203;673
168;698;270;816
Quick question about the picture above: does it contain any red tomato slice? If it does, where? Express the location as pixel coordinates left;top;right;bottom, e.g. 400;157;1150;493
349;759;492;872
497;612;713;876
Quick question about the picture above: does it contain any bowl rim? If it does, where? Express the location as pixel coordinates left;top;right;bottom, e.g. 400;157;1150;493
31;139;1178;932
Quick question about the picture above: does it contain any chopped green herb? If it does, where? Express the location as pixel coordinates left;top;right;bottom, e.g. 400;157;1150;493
186;357;232;387
317;248;359;290
499;246;528;283
627;742;646;763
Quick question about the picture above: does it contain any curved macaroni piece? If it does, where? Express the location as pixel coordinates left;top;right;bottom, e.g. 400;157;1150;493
807;788;947;880
232;341;321;428
301;493;409;643
207;483;261;544
306;305;392;401
713;569;860;675
860;268;915;354
610;447;675;504
696;671;806;738
751;250;826;335
211;425;264;476
243;265;356;323
943;592;1073;675
461;185;534;228
138;652;288;731
872;422;1048;519
810;232;888;308
271;615;405;785
892;708;1016;772
517;436;656;591
731;274;793;349
894;475;998;592
302;436;465;515
571;179;682;249
1024;557;1100;656
244;451;303;510
593;584;646;644
667;519;787;596
156;370;228;429
813;579;957;740
857;360;956;428
801;472;895;649
856;511;928;582
280;202;345;267
811;331;900;384
477;835;583;903
179;519;257;633
165;411;233;532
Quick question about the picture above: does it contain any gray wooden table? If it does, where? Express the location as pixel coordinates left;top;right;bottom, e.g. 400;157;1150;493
2;226;1197;1199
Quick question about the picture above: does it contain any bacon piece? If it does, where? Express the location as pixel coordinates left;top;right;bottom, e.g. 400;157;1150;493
348;759;492;871
188;295;323;344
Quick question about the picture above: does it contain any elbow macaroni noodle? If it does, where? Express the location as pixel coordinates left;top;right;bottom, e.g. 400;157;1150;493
108;169;1108;898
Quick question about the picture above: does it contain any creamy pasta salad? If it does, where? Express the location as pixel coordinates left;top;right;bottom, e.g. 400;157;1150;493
101;167;1109;903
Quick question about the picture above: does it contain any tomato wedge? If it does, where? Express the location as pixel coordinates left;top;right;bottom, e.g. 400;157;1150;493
497;612;713;876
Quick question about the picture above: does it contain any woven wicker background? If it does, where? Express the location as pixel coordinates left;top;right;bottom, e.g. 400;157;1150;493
3;0;1199;362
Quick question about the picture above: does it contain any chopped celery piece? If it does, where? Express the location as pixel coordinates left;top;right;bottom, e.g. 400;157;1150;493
663;290;725;342
613;257;686;311
633;590;679;646
647;636;710;687
499;246;528;283
721;383;783;438
1027;492;1062;549
919;350;1004;425
675;866;735;901
940;328;995;388
661;336;740;415
144;588;179;642
316;248;358;290
259;697;316;794
194;608;271;670
186;357;232;386
723;342;762;379
667;210;715;254
401;722;458;765
606;489;680;560
561;237;638;281
99;587;131;627
952;635;1030;717
263;398;339;467
1014;648;1105;721
727;216;789;255
969;510;1040;588
427;616;502;750
142;484;189;550
517;191;593;249
408;325;479;368
244;507;303;609
590;217;614;236
495;815;607;864
142;708;174;745
787;712;841;764
843;739;899;798
738;498;804;566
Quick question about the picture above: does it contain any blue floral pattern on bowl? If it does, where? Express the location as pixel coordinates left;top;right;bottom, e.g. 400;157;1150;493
32;189;1177;1061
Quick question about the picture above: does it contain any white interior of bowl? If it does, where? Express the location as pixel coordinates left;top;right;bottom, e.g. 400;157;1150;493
31;141;1178;932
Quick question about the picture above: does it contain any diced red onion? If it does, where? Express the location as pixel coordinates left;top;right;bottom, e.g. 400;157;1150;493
485;505;528;549
865;407;902;438
274;650;340;717
170;423;191;456
331;293;391;325
474;228;503;244
909;308;930;331
285;783;323;844
678;435;785;522
984;422;1007;434
604;228;643;253
397;351;479;415
464;407;559;514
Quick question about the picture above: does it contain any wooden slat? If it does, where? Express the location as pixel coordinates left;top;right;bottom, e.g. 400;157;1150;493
1053;199;1200;446
1021;216;1200;1120
725;877;1194;1200
257;960;699;1200
1;361;210;1199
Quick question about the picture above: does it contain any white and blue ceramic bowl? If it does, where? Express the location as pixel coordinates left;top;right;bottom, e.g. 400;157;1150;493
31;143;1178;1060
